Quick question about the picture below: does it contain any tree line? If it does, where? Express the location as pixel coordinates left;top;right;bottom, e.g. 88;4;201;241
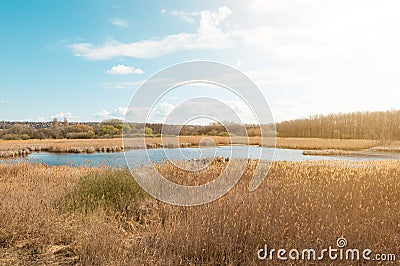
0;119;269;140
5;110;398;141
0;119;130;140
276;110;400;140
143;122;267;137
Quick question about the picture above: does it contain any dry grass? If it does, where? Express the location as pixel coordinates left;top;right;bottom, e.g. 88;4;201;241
0;163;158;265
0;138;123;148
275;137;379;150
132;159;400;265
302;149;354;156
0;160;399;265
390;141;400;148
0;138;123;154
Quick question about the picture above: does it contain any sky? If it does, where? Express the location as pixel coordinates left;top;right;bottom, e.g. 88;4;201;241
0;0;400;123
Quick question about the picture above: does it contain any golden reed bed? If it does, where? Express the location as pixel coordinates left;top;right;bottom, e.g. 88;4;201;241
0;159;398;265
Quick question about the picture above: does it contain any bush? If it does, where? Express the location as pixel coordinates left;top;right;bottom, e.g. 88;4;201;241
100;125;121;136
144;127;153;136
20;134;30;140
247;127;261;137
2;134;20;140
61;170;146;217
66;132;94;139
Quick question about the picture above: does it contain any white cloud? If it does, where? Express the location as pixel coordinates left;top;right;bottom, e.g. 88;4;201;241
52;112;79;120
109;17;129;28
113;107;127;116
169;10;199;24
0;99;10;104
160;8;167;14
72;6;319;62
70;6;233;60
93;107;128;120
198;6;231;32
105;64;144;75
93;110;110;118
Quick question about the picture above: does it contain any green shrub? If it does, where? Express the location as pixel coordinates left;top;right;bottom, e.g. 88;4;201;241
2;134;20;140
20;134;30;140
144;127;153;136
61;170;146;217
100;125;121;136
66;132;94;139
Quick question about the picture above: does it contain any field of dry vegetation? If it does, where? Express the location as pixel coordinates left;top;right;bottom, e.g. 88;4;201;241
0;159;399;265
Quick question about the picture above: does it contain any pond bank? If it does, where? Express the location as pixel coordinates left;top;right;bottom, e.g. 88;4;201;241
1;137;398;159
303;148;400;157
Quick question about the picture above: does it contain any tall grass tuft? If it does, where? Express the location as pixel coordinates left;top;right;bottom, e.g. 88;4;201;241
61;170;146;217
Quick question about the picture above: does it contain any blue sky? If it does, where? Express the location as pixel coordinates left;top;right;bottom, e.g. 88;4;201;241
1;0;400;123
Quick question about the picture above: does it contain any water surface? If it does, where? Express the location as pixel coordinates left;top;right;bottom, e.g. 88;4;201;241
5;146;400;168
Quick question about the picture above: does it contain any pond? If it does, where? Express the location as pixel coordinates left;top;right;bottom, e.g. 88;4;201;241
4;146;400;168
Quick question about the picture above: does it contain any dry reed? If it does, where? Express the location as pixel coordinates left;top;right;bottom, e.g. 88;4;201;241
0;159;399;265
